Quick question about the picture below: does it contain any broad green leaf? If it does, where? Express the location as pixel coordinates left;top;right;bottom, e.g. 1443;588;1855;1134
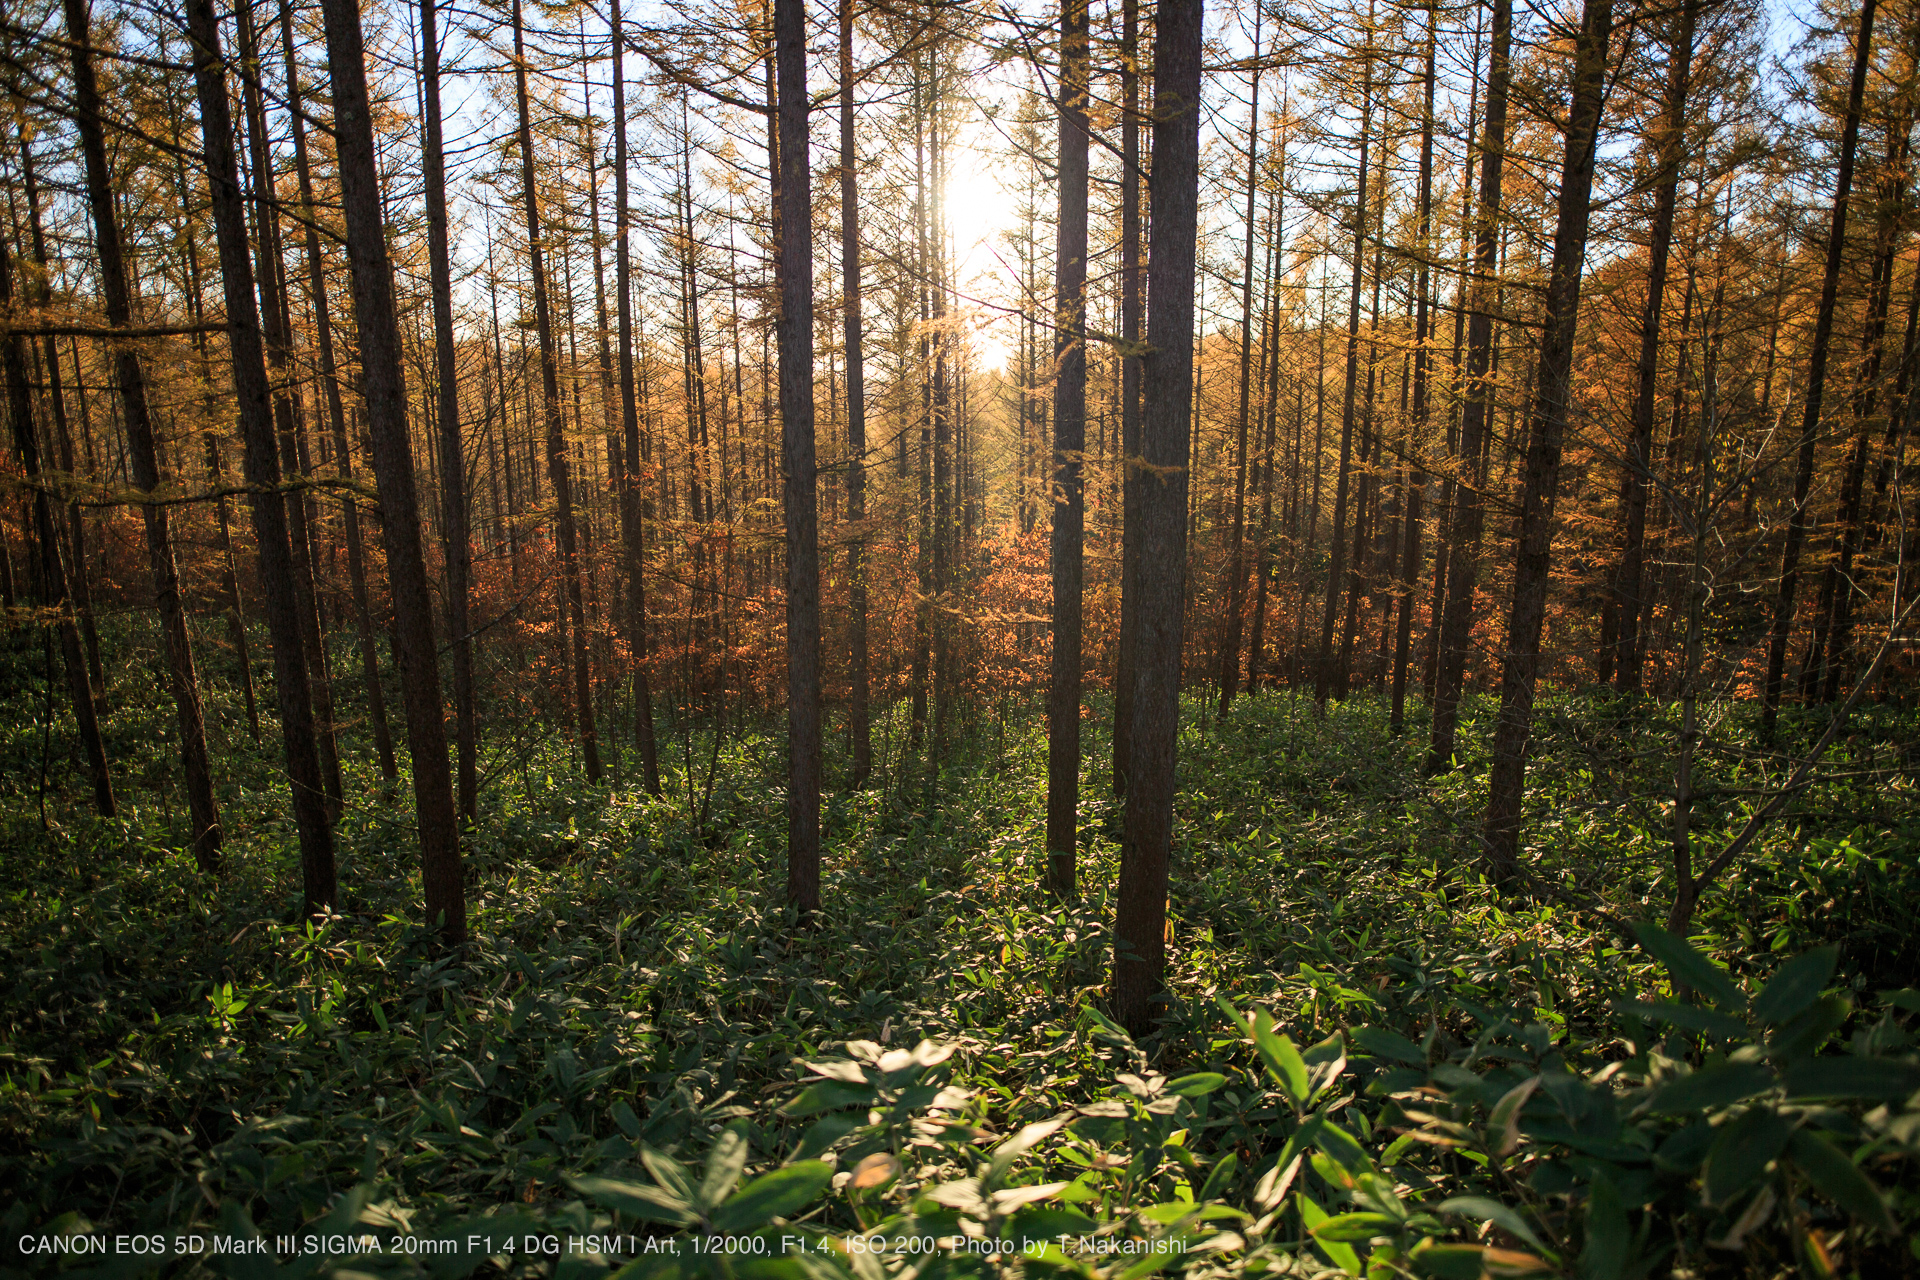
1782;1057;1920;1101
792;1113;859;1162
782;1080;876;1117
1436;1196;1556;1259
1703;1107;1791;1206
1632;923;1744;1012
1768;994;1851;1060
1752;947;1838;1026
1612;999;1749;1040
699;1127;750;1211
1411;1244;1487;1280
1165;1071;1226;1097
1313;1120;1372;1177
1005;1204;1099;1247
1577;1170;1627;1280
1252;1009;1310;1107
569;1175;697;1226
1351;1027;1425;1065
1643;1060;1774;1114
710;1161;834;1233
1298;1193;1362;1276
1311;1211;1399;1242
1786;1129;1895;1233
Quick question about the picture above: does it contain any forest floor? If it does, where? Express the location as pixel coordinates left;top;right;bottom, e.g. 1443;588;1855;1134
1;636;1917;1277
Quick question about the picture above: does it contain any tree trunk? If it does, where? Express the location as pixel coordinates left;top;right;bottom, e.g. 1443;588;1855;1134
1763;0;1876;738
1218;13;1261;719
1113;0;1201;1038
234;0;343;818
1047;0;1090;898
611;0;662;795
1480;0;1615;880
1317;16;1373;707
775;0;822;918
1426;0;1511;774
1112;0;1144;796
279;3;396;781
839;0;871;789
316;0;466;942
1;230;114;818
513;0;601;781
1613;0;1697;694
1391;2;1439;736
186;0;334;914
64;0;220;865
420;0;477;821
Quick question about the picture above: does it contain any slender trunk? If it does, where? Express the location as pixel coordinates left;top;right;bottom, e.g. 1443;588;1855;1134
187;0;334;912
1614;0;1697;694
1112;0;1145;794
1218;14;1261;718
317;0;466;942
18;133;106;716
775;0;821;917
1113;0;1201;1038
612;0;661;794
839;0;871;788
1481;0;1614;879
1317;17;1373;707
513;0;601;780
280;3;396;780
420;0;477;820
65;0;219;867
1426;0;1511;773
1047;0;1090;897
234;1;343;817
1;232;113;816
1763;0;1876;737
1392;3;1438;735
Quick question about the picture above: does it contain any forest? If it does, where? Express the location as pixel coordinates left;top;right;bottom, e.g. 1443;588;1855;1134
1;0;1919;1270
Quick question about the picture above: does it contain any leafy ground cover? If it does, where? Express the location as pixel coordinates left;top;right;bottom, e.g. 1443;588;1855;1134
1;636;1917;1278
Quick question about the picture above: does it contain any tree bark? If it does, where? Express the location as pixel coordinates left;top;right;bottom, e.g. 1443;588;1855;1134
1762;0;1876;738
1426;0;1511;773
279;3;396;782
775;0;822;918
1317;16;1373;707
513;0;602;781
839;0;871;789
186;0;334;914
1113;0;1201;1038
420;0;477;821
316;0;466;942
1391;2;1439;736
1112;0;1144;796
1480;0;1615;879
64;0;219;867
1218;19;1262;719
1613;0;1697;694
1047;0;1090;898
611;0;662;795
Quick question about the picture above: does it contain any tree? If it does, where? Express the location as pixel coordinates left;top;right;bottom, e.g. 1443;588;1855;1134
1480;0;1616;880
612;0;662;795
317;0;466;942
776;0;822;919
1047;0;1090;899
1763;0;1877;738
1112;0;1202;1038
420;0;477;821
1427;0;1511;774
185;0;333;917
63;0;219;868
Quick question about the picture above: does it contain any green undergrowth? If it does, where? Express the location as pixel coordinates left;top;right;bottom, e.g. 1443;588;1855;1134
1;640;1917;1278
